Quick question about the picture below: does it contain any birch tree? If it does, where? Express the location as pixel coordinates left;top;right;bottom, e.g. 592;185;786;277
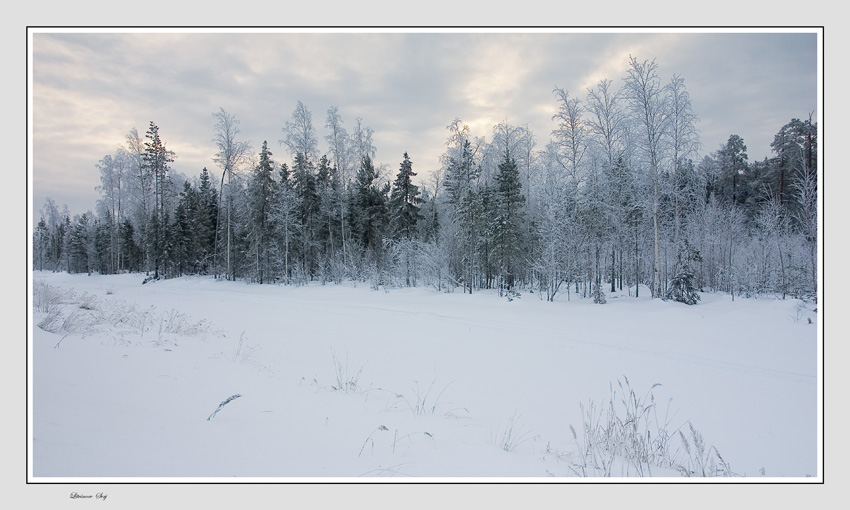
624;56;668;298
552;87;587;182
212;108;252;280
665;74;700;247
125;128;152;271
325;106;353;265
586;78;628;292
95;151;128;272
586;79;626;170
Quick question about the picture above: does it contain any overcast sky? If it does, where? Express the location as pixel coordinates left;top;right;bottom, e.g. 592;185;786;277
30;28;819;216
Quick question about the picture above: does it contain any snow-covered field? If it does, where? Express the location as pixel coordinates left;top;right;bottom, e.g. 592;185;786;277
29;271;820;481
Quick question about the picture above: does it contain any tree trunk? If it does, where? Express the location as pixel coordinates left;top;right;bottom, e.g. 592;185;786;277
634;225;640;298
653;198;660;298
610;246;616;293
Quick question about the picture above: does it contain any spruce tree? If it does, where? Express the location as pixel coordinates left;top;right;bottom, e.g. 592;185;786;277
492;148;526;291
93;215;113;274
119;219;141;272
292;152;319;279
316;154;342;268
389;152;423;240
667;240;702;304
248;141;277;283
171;187;193;276
34;218;48;271
68;213;92;274
196;168;218;273
350;155;388;265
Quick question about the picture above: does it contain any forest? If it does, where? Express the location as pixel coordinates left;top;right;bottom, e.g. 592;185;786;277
32;56;818;305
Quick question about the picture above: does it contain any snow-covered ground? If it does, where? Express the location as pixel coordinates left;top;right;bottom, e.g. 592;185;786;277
29;271;820;481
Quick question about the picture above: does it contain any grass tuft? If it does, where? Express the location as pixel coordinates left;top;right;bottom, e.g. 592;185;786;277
494;410;531;452
570;377;734;477
401;379;458;417
675;423;736;477
330;348;364;394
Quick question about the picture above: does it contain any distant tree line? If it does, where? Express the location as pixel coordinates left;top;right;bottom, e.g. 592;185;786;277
33;56;818;303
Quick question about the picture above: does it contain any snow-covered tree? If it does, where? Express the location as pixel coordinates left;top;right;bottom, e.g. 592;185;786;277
443;121;483;294
212;108;252;280
387;152;423;286
665;74;701;247
248;141;277;283
271;162;299;282
315;154;344;280
325;106;354;266
491;148;526;291
552;87;588;181
282;101;320;163
142;121;176;279
624;56;669;298
349;155;388;270
389;152;422;240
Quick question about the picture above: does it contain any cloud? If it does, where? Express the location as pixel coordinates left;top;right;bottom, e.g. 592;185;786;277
30;30;819;216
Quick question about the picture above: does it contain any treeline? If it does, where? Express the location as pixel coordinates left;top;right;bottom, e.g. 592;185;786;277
33;57;818;303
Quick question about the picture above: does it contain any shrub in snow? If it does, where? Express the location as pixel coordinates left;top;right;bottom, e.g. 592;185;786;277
33;286;214;343
38;308;63;333
592;282;606;304
667;241;702;305
33;281;63;313
78;292;98;310
667;270;700;305
505;289;521;302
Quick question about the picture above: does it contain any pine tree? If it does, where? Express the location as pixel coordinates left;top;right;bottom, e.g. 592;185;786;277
770;117;817;209
142;121;175;279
